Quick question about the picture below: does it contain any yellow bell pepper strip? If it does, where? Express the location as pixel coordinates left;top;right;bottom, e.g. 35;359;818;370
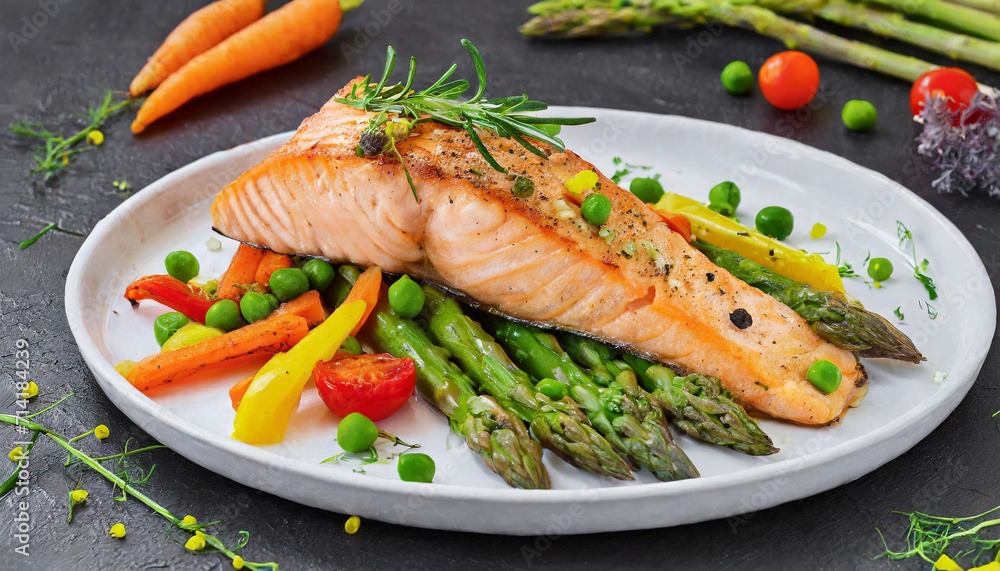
934;554;965;571
232;300;365;445
653;192;845;293
160;322;224;353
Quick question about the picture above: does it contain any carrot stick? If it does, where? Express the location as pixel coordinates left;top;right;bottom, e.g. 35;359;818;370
229;374;254;411
218;244;264;302
342;266;381;335
129;0;266;96
254;250;294;285
127;313;309;391
272;289;327;327
131;0;343;133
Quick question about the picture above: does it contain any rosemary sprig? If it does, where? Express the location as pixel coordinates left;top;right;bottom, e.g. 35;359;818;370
10;90;135;180
335;39;595;199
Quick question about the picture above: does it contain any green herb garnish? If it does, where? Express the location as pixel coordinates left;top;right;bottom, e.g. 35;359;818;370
834;242;859;278
897;221;938;300
894;307;904;320
18;222;86;250
10;90;134;180
609;156;651;184
1;397;277;569
336;40;595;200
877;506;1000;568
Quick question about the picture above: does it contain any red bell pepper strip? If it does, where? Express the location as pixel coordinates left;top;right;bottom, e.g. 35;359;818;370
124;275;216;323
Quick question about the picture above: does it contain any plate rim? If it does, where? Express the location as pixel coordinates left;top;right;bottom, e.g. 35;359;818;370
65;107;996;534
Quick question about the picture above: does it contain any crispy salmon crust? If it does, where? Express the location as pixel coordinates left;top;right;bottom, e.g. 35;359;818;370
212;80;866;425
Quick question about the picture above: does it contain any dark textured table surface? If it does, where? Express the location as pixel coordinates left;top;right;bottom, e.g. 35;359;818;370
2;0;999;569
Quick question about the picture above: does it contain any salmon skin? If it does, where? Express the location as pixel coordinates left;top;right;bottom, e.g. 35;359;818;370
212;80;866;425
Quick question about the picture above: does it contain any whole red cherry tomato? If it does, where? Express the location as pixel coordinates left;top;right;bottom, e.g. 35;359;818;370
909;67;978;118
314;353;416;421
759;51;820;110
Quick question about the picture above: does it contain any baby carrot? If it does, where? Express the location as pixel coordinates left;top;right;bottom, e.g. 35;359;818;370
255;250;294;285
131;0;343;133
130;0;266;96
217;244;264;302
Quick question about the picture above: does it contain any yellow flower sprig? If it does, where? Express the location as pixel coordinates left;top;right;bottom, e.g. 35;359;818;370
0;398;277;570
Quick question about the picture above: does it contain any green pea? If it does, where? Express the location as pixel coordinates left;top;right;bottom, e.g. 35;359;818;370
581;193;612;226
708;181;741;217
806;360;843;394
539;124;561;137
867;257;894;282
164;251;199;283
264;293;279;309
755;206;794;240
340;335;362;355
629;177;664;204
397;453;436;483
153;312;190;346
338;412;378;453
720;61;754;95
269;268;309;301
842;100;878;132
536;378;568;402
388;275;425;318
240;291;275;323
512;176;535;198
205;299;241;332
302;259;336;292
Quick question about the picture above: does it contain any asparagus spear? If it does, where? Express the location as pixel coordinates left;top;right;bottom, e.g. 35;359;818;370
864;0;1000;40
555;333;777;456
522;0;939;82
482;315;699;481
950;0;1000;13
333;266;550;490
815;0;1000;72
694;239;923;363
420;286;633;480
624;355;779;456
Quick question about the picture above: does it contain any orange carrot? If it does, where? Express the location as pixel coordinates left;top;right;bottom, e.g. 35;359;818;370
218;244;264;302
127;313;309;391
254;250;294;285
229;374;254;411
130;0;266;96
342;266;381;335
131;0;343;133
272;290;327;327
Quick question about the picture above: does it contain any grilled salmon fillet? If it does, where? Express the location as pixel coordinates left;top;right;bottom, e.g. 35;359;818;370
212;80;866;425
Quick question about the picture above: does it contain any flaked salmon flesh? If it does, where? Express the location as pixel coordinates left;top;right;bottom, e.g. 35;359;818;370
212;80;866;425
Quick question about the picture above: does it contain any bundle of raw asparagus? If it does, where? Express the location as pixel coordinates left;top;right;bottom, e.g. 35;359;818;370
520;0;1000;82
333;265;777;489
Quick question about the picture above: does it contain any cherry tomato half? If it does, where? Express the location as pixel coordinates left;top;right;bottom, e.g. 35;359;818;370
909;67;978;118
759;51;820;110
314;353;416;421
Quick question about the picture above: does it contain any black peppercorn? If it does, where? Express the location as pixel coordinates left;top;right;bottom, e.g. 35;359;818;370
730;308;752;329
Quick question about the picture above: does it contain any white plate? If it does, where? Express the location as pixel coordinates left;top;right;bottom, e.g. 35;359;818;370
66;108;995;535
